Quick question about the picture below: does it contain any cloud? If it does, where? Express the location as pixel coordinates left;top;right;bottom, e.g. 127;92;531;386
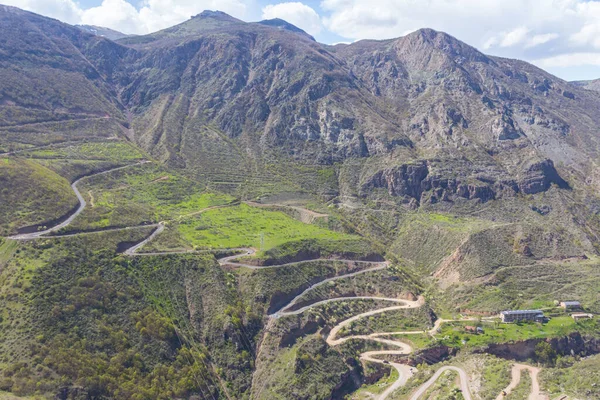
4;0;82;24
534;52;600;68
262;2;322;35
6;0;249;34
500;27;529;47
525;33;559;49
319;0;600;73
80;0;142;32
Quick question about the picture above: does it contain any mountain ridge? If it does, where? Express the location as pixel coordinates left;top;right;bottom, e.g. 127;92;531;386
76;24;132;40
2;6;600;400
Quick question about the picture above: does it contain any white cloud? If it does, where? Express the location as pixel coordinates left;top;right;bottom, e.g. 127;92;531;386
3;0;82;24
5;0;249;34
80;0;142;32
482;37;498;50
525;33;559;48
499;27;529;47
534;52;600;68
319;0;600;73
262;2;322;35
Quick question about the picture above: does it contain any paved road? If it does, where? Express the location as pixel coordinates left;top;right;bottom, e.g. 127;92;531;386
271;263;389;316
278;294;399;317
14;224;160;240
409;366;472;400
8;161;148;240
123;223;165;255
361;351;415;400
325;297;425;346
220;250;387;270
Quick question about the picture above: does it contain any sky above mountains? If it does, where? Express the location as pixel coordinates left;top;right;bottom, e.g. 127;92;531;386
5;0;600;81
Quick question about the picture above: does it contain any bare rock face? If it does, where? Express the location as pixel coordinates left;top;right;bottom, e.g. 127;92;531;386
361;162;429;200
491;114;522;140
518;159;570;194
362;158;569;204
362;163;502;204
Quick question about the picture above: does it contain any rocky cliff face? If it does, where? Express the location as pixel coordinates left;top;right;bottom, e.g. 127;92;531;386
360;158;569;206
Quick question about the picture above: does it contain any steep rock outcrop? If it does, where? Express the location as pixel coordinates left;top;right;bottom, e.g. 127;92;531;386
518;159;570;194
491;114;522;140
363;158;569;205
362;162;429;199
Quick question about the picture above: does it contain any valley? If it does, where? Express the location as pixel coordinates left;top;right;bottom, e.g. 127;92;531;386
1;138;598;399
0;4;600;400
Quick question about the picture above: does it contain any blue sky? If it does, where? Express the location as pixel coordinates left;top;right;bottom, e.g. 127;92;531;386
7;0;600;81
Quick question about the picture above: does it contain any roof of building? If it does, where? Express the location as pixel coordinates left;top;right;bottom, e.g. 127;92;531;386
561;301;581;306
501;310;544;315
571;313;593;317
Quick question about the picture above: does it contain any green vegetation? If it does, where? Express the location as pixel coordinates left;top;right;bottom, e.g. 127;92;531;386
505;370;532;400
253;336;351;400
21;141;144;162
337;307;433;338
389;367;465;400
238;260;380;315
422;369;465;400
444;259;600;313
288;266;414;311
353;366;398;398
178;203;356;252
0;236;219;398
541;354;600;399
0;158;77;235
0;231;266;399
474;355;513;400
63;163;234;232
392;317;600;351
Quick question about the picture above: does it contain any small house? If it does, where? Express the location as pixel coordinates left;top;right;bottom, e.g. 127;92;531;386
560;301;581;310
465;326;484;334
571;313;593;321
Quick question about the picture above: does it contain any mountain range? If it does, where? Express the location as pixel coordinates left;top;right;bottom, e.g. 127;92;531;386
1;4;600;399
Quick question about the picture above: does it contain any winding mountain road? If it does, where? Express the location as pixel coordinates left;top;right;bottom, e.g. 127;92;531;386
3;171;553;400
8;161;149;240
409;366;472;400
495;364;547;400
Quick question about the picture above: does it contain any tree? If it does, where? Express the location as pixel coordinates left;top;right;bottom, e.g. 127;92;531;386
535;341;557;366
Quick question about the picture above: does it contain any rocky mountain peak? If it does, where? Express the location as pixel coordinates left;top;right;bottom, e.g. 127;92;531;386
194;10;240;22
395;28;490;64
257;18;315;41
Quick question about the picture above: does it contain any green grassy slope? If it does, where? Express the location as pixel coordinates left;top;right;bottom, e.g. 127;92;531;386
0;158;78;235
